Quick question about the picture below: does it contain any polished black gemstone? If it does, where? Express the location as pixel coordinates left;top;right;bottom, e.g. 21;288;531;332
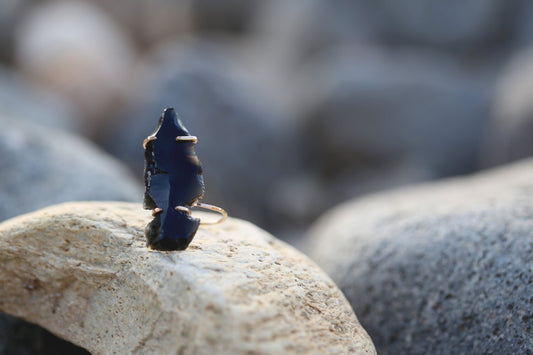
143;108;204;250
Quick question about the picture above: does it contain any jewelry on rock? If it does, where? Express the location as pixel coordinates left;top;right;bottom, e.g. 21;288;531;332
142;107;227;251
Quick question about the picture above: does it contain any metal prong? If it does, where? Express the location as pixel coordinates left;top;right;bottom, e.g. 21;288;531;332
143;136;157;149
195;203;228;225
152;208;163;217
174;206;192;215
176;136;198;143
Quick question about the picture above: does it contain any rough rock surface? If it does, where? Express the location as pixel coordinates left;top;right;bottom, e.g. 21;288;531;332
0;202;375;355
307;159;533;354
0;116;142;222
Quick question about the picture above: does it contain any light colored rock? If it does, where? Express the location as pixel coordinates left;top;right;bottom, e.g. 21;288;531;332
0;202;375;355
306;159;533;354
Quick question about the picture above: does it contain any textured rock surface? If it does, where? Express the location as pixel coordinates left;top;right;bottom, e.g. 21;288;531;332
0;202;375;355
307;159;533;354
0;116;142;222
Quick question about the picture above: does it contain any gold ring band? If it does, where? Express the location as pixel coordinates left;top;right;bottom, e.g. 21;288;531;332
154;203;227;224
176;136;198;143
195;203;228;225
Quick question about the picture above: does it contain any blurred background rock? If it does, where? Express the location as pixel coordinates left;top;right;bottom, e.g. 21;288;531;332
2;0;533;241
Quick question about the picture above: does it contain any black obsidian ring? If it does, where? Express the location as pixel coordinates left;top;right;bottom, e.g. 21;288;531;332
142;108;227;251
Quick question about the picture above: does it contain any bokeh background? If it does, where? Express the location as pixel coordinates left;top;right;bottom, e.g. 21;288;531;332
2;0;533;246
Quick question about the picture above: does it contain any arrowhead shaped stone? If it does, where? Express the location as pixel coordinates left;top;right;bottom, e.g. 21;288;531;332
143;108;205;250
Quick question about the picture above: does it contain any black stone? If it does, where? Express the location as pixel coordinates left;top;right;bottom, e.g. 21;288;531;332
143;108;204;250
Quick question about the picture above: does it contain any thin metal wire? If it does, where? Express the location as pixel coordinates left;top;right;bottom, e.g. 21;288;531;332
176;136;198;143
195;203;228;225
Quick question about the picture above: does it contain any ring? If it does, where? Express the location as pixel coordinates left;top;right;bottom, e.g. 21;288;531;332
142;108;227;251
194;203;228;225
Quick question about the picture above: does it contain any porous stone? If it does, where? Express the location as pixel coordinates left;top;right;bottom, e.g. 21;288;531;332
307;159;533;354
0;202;375;355
0;116;142;222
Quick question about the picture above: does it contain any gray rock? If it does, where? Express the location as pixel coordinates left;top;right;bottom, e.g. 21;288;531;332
306;159;533;354
509;0;533;48
241;0;381;117
0;201;376;354
0;66;79;132
0;0;27;62
251;0;518;55
88;0;192;46
14;0;136;135
483;48;533;167
302;47;490;179
105;41;299;228
191;0;262;33
376;0;518;49
251;0;381;53
0;116;142;222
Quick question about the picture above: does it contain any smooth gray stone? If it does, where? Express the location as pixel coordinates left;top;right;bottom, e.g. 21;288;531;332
302;47;490;179
307;159;533;354
0;116;142;222
191;0;261;33
376;0;517;48
0;66;79;132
